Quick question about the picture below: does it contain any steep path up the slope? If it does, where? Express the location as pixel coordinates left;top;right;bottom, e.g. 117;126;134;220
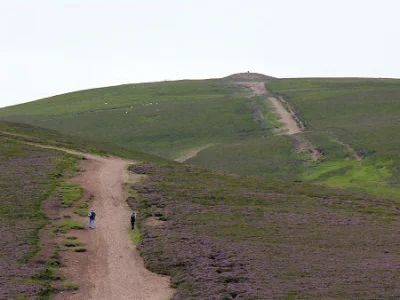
236;82;322;160
237;81;302;135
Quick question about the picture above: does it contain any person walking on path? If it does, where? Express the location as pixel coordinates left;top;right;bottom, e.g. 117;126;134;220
131;212;137;230
88;209;96;229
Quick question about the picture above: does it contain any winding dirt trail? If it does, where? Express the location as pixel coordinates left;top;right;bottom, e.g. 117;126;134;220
18;145;174;299
55;153;173;300
0;133;175;299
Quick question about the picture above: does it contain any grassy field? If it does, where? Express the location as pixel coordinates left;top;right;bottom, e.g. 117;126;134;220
0;78;303;180
0;120;170;164
0;80;258;156
187;135;301;181
2;76;400;197
0;136;80;298
128;161;400;299
268;78;400;198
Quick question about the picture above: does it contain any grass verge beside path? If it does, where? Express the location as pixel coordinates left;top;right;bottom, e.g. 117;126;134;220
129;162;400;299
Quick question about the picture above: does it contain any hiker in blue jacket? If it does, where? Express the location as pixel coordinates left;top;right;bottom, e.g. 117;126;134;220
88;210;96;229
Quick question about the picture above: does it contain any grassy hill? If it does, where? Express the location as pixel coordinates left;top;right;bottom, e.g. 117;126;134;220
0;79;263;157
2;110;400;299
268;78;400;198
0;76;302;180
2;75;400;198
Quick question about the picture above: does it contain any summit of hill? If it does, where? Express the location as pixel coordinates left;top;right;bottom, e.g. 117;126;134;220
224;72;276;80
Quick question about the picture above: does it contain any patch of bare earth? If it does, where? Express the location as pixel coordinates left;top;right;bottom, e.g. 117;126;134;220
145;217;166;227
236;81;266;96
174;145;212;163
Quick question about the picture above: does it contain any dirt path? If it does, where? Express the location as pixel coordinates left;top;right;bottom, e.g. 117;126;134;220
236;82;322;160
237;82;301;135
267;97;302;135
237;81;267;95
57;154;173;300
9;142;174;299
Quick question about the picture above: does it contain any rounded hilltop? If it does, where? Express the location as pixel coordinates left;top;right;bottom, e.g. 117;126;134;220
224;72;276;80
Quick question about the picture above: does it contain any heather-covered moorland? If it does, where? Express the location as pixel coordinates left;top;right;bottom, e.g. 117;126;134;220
129;162;400;299
0;137;79;298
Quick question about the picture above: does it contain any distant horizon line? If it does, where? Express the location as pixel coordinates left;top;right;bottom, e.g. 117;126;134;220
1;73;399;109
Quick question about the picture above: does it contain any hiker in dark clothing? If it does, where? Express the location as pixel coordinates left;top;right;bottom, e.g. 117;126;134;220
88;210;96;229
131;212;137;230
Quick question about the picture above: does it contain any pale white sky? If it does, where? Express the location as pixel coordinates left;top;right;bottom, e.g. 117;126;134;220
1;0;399;108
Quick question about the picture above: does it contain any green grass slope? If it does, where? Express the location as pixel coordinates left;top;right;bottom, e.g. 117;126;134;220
0;120;170;164
0;77;301;180
2;76;400;197
268;78;400;198
0;80;260;156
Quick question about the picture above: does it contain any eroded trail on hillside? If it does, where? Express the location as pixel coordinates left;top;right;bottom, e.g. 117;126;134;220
237;81;302;135
237;82;322;160
35;148;174;299
267;97;302;135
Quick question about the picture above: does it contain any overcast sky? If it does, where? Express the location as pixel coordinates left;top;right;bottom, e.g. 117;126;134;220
1;0;399;108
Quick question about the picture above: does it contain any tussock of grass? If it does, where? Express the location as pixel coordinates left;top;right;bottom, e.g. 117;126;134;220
129;228;143;246
52;219;85;235
61;182;82;207
73;247;87;252
73;199;89;216
58;282;78;291
63;240;84;247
